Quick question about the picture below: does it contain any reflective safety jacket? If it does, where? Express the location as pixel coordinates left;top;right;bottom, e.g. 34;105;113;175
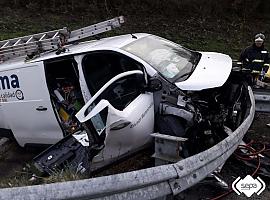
239;43;270;72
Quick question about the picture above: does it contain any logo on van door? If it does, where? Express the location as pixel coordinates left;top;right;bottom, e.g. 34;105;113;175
0;74;23;101
15;89;24;100
0;74;20;90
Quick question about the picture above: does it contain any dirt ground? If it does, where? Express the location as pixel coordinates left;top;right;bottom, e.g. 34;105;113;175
0;141;39;187
179;112;270;200
222;112;270;200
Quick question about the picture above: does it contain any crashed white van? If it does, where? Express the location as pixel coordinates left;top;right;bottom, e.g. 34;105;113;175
0;17;254;173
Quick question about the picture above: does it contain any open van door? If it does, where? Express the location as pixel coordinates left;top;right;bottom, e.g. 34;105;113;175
76;70;154;169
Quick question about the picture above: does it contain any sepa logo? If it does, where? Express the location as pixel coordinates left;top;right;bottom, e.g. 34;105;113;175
232;175;266;197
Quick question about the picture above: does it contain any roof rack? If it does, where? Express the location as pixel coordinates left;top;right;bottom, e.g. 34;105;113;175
0;16;124;62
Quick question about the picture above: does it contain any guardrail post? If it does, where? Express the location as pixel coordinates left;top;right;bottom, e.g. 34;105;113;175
253;89;270;112
151;133;188;166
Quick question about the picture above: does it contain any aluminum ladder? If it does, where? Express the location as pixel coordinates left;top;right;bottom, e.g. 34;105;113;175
0;16;124;62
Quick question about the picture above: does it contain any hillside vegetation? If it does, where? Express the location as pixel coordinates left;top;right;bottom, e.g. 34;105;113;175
1;0;270;58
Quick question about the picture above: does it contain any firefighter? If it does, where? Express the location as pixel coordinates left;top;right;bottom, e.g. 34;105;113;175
239;33;270;82
240;33;270;128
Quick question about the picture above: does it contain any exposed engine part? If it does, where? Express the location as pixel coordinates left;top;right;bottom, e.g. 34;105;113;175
177;95;188;107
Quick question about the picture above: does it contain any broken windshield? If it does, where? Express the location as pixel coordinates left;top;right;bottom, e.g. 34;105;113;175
122;35;201;81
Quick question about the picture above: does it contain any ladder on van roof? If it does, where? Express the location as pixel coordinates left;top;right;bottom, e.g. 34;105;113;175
0;16;124;62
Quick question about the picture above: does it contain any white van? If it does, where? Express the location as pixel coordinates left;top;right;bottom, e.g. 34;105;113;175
0;19;253;170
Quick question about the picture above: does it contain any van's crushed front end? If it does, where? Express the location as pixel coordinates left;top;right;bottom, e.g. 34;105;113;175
122;34;254;159
32;34;255;181
154;67;254;159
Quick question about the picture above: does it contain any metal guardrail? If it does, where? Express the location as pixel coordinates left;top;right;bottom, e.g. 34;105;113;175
253;89;270;112
0;87;255;200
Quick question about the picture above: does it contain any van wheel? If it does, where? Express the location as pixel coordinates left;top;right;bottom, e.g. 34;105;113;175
155;115;186;137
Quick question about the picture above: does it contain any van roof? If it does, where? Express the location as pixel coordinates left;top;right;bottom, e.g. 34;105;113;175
0;33;150;71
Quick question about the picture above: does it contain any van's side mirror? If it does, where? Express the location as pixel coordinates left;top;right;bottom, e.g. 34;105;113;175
147;78;163;92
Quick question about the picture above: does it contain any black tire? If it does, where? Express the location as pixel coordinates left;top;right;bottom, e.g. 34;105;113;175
155;115;186;137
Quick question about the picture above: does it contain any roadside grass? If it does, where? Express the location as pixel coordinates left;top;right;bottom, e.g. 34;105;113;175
0;164;88;188
0;148;153;188
1;8;267;60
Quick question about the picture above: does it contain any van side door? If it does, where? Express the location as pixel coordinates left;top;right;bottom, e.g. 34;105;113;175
76;51;154;168
1;62;63;146
76;70;154;169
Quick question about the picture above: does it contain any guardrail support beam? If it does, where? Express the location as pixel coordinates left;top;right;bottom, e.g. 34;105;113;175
151;133;188;166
